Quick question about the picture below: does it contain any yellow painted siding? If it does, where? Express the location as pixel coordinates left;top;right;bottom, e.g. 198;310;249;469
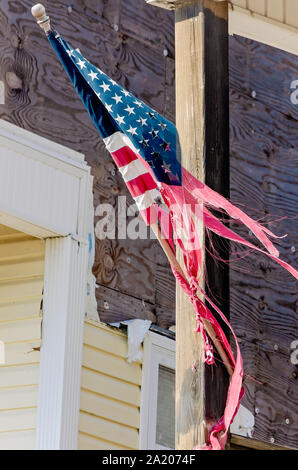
0;225;45;450
78;320;142;450
231;0;298;29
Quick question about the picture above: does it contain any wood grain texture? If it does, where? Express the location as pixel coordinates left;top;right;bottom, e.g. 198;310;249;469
229;35;298;449
0;0;176;328
120;0;175;59
174;0;231;448
229;433;292;450
203;0;230;422
229;35;298;121
175;1;206;449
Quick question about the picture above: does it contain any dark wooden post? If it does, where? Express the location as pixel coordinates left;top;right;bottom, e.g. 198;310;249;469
146;0;229;449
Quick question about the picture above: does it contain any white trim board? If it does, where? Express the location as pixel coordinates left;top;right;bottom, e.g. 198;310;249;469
0;119;91;238
0;210;58;239
229;6;298;56
36;236;89;449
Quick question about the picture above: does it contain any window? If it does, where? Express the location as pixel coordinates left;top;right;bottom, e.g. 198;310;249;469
139;330;175;450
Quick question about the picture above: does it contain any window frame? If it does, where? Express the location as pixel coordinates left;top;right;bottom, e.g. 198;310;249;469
139;330;175;450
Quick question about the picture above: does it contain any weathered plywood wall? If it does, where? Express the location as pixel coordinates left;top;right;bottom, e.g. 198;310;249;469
0;0;176;328
78;320;141;450
0;225;45;449
1;0;297;450
229;35;298;449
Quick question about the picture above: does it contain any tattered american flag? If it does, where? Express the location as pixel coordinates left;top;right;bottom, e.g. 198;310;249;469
47;30;298;450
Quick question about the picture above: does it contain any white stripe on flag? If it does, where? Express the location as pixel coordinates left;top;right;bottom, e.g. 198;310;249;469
103;131;138;154
118;159;148;182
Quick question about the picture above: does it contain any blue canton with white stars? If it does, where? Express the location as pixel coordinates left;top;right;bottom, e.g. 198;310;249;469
48;31;182;185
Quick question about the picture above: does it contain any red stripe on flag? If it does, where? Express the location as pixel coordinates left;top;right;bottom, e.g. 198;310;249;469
126;172;157;198
111;146;138;168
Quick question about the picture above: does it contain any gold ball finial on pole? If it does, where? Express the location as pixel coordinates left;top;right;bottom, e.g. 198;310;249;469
31;3;52;34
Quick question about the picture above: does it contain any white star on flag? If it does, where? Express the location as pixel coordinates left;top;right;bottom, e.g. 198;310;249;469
139;138;149;146
121;89;130;97
76;58;86;69
124;105;135;115
150;129;159;138
115;114;125;125
127;125;138;136
67;49;75;58
112;94;123;104
137;117;147;127
88;70;98;81
99;82;111;92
